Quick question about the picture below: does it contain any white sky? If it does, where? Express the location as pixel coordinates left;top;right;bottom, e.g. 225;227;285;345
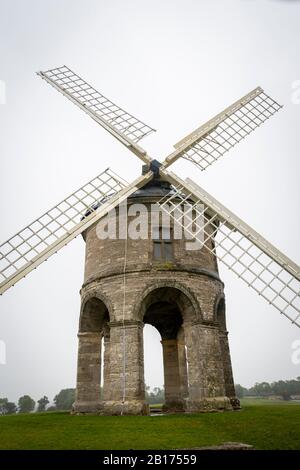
0;0;300;402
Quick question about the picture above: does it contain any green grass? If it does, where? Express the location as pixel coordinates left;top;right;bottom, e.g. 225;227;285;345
241;398;300;406
0;401;299;450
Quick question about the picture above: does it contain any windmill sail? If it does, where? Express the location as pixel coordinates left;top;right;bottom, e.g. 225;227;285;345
163;87;282;171
158;170;300;327
0;169;151;295
38;66;154;163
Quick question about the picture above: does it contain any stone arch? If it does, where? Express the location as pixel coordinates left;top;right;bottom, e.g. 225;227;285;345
80;291;111;332
74;292;112;413
136;282;198;411
133;280;202;324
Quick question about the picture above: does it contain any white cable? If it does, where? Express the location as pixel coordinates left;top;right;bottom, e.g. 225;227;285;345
120;234;128;415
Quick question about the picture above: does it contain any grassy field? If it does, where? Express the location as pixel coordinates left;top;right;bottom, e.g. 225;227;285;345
0;400;299;450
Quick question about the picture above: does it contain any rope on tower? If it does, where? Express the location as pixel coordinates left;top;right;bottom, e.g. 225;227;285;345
120;232;128;415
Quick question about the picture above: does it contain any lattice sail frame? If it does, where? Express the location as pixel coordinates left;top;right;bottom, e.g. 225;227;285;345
158;175;300;327
38;66;155;144
0;169;135;295
163;87;282;171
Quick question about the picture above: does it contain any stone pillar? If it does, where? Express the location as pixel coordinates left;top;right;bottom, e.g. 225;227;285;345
73;331;102;413
184;321;232;411
177;328;189;400
219;330;240;409
161;339;184;411
161;333;188;412
100;321;148;415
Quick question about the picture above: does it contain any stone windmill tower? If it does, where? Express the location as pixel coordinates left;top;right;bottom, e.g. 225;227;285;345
77;161;235;415
1;66;299;416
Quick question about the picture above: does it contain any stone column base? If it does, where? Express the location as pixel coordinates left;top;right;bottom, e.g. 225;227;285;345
162;400;186;413
185;396;233;412
72;400;102;414
99;400;149;416
229;397;241;410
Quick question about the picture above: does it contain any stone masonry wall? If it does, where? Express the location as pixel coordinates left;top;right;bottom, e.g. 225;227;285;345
73;196;237;415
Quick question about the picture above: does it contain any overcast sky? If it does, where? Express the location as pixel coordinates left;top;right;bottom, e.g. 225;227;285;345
0;0;300;403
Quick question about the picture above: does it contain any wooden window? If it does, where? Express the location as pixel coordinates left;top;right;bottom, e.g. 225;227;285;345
153;226;173;261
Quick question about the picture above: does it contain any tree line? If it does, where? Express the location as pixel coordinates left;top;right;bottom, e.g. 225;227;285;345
0;386;165;414
2;378;299;414
0;386;165;415
0;389;75;415
235;377;300;400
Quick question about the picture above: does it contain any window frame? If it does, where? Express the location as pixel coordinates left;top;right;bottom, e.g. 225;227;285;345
152;226;174;262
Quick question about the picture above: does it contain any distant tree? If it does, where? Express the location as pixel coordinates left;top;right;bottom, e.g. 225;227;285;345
46;406;57;412
272;380;286;396
37;396;49;412
6;401;17;414
234;384;247;398
18;395;35;413
253;382;272;397
54;389;75;410
145;386;165;404
0;398;16;415
0;398;9;415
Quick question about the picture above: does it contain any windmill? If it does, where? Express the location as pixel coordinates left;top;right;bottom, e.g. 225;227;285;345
0;66;299;415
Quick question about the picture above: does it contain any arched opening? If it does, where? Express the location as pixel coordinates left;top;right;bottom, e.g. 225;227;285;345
80;297;109;332
75;296;110;412
143;324;164;405
141;287;190;412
